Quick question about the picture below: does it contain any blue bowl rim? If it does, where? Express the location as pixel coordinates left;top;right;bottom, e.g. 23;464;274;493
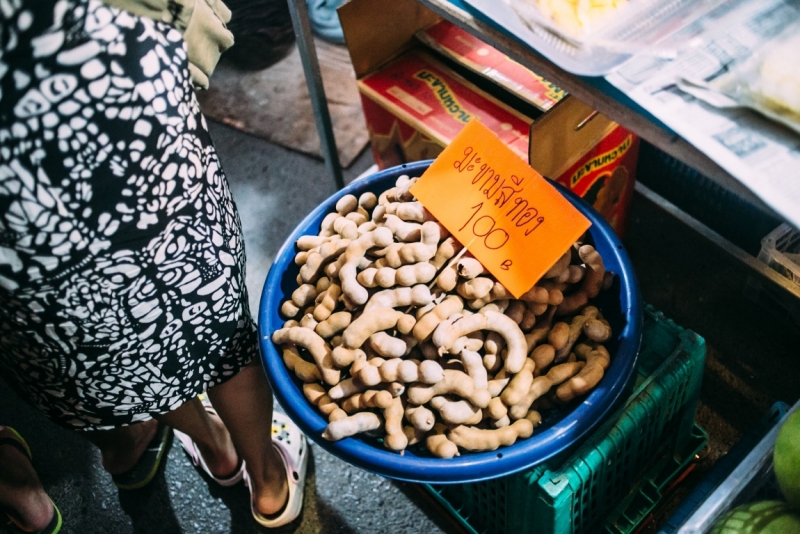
258;160;643;484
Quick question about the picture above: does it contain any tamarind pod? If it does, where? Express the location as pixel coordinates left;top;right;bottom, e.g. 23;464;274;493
487;373;510;398
333;217;358;239
484;331;506;356
456;277;494;300
505;300;526;325
406;369;476;406
369;332;407;359
318;212;340;237
447;419;534;451
283;319;300;329
490;282;513;301
299;314;318;330
518;286;549;305
531;344;556;376
418;360;444;384
556;291;588;316
426;433;460;459
583;345;611;370
435;263;459;292
530;302;549;315
383;397;408;452
383;214;422;242
315;276;331;294
303;382;326;405
555;314;592;363
460;349;488;390
299;239;350;284
555;363;605;403
358;191;377;211
501;358;536;406
405;405;436;432
584;319;612;342
456;257;488;279
342;390;393;412
331;346;363;368
432;311;526;374
339;227;393;306
297;235;328;251
547;289;564;307
568;265;586;284
490;415;511;428
412;295;464;342
364;285;432;313
280;300;301;319
335;194;358;215
519;308;536;331
452;335;483;354
328;408;348;423
430;396;483;425
342;308;403;348
394;263;437;286
328;378;366;400
358;221;377;235
315;311;352;339
385;382;405;397
536;279;568;293
403;426;428;447
547;361;586;385
431;237;462;270
578;245;605;299
419;342;439;361
525;410;543;427
508;376;553;420
346;212;368;226
483;352;502;374
486;396;508;420
544;249;572;279
479;299;509;315
313;283;341;322
294;251;309;266
272;327;340;385
548;322;570;351
322;412;382;441
372;203;387;222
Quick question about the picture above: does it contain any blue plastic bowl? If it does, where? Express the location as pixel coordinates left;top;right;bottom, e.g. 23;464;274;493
258;160;643;484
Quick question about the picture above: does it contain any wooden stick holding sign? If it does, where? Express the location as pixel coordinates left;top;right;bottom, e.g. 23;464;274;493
410;120;591;298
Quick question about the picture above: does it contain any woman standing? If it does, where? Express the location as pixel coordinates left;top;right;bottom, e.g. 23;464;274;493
0;0;306;528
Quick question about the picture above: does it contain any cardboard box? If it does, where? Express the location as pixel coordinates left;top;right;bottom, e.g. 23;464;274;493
340;0;638;235
416;20;566;112
357;49;533;168
530;97;640;235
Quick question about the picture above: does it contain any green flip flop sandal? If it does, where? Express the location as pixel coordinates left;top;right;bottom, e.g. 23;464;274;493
111;423;172;491
0;428;63;534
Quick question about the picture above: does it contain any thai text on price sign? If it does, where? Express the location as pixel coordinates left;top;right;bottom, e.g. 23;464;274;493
410;119;591;298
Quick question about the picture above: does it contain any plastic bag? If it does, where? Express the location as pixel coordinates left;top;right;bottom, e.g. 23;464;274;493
710;28;800;134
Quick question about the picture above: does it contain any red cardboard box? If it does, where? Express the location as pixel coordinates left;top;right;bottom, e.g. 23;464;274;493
357;50;533;169
417;20;566;112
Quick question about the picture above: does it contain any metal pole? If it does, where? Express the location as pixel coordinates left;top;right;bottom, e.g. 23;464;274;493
286;0;345;190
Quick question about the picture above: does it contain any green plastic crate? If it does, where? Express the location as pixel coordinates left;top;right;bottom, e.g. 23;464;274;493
424;305;708;534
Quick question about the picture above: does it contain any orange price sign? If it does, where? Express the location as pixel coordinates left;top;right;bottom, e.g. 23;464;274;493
410;120;591;298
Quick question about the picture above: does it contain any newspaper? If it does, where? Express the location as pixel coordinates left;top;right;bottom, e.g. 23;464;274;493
605;0;800;230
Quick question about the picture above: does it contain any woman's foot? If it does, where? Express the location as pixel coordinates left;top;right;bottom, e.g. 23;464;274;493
190;408;240;480
250;449;289;517
93;419;159;476
0;427;55;532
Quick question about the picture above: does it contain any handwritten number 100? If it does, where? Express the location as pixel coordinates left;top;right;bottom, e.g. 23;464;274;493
459;202;509;250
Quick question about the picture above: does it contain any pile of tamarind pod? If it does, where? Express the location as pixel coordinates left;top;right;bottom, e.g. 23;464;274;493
272;175;615;458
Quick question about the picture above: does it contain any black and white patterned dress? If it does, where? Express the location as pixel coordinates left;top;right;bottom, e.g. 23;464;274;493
0;0;257;429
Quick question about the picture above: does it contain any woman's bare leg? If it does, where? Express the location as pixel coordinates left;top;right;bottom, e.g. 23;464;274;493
83;420;158;475
154;398;239;478
0;427;54;532
207;362;288;516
